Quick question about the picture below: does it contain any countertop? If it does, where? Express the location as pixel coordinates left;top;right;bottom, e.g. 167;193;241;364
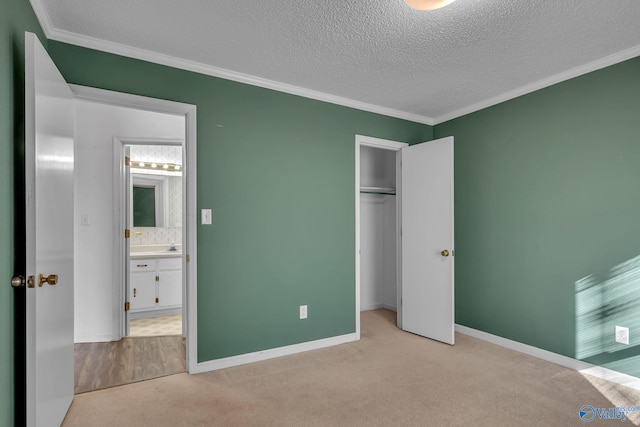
130;244;183;259
130;251;182;259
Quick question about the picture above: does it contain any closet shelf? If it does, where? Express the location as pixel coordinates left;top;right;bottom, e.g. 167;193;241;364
360;186;396;195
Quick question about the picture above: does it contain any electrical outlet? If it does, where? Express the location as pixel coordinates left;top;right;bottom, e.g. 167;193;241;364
615;325;629;345
299;305;308;320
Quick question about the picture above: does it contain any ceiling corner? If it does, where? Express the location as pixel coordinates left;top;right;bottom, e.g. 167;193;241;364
28;0;54;38
433;43;640;126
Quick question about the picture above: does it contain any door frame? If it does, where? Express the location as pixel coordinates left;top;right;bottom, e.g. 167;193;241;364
355;135;408;339
113;137;185;339
71;84;198;372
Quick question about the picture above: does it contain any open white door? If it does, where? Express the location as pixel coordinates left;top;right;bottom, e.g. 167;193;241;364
25;32;75;425
401;136;454;345
124;146;132;336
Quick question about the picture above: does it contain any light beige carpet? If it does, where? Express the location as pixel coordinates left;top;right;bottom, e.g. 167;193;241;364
129;314;182;337
63;310;640;426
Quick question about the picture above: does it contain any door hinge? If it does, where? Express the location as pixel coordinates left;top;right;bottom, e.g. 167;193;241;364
124;301;130;311
155;297;159;304
156;275;159;282
125;156;130;166
186;255;190;264
125;229;130;239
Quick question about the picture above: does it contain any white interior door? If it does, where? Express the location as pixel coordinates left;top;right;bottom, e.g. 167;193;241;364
124;146;131;336
25;32;75;426
401;136;454;345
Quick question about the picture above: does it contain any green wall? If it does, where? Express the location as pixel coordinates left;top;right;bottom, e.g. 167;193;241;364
7;2;640;423
436;57;640;376
47;41;433;361
1;0;48;425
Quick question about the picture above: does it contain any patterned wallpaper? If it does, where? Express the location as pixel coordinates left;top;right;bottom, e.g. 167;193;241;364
168;176;182;227
131;226;182;246
129;144;182;165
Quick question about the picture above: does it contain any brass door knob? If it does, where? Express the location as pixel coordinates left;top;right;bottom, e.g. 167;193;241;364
39;274;58;287
441;249;450;257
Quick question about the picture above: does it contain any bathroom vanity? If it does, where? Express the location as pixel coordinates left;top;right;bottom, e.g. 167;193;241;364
129;246;182;319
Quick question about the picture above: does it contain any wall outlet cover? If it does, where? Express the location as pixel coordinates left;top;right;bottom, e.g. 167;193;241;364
615;325;629;345
299;305;308;320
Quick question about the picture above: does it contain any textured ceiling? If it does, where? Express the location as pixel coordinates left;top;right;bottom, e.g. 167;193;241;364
35;0;640;124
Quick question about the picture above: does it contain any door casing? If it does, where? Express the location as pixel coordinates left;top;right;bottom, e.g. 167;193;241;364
355;134;455;343
355;134;408;337
113;137;186;340
71;84;198;372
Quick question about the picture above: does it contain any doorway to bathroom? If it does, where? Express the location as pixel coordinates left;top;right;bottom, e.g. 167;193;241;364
124;142;185;339
71;87;196;393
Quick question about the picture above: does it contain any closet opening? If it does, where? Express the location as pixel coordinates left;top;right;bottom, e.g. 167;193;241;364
355;135;408;336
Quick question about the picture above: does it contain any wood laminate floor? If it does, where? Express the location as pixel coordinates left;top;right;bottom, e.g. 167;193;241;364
74;336;186;394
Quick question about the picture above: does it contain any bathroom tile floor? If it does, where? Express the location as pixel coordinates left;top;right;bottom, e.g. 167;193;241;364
129;314;182;337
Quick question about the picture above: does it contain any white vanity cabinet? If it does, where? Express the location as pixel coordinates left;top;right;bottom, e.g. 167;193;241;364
158;257;182;308
130;258;158;311
129;255;182;316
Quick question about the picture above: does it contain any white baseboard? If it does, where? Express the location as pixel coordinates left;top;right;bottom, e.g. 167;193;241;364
361;303;383;311
190;333;358;374
74;332;117;343
360;304;397;312
579;366;640;391
455;324;640;392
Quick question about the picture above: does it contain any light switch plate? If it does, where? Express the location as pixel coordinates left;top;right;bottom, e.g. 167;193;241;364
299;305;308;320
201;209;212;225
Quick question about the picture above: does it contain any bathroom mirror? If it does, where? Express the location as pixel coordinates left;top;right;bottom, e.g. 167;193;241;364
131;173;182;228
132;185;157;226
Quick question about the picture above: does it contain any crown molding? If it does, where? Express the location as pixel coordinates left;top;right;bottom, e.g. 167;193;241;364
30;0;640;128
43;27;436;126
29;0;54;37
433;43;640;125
